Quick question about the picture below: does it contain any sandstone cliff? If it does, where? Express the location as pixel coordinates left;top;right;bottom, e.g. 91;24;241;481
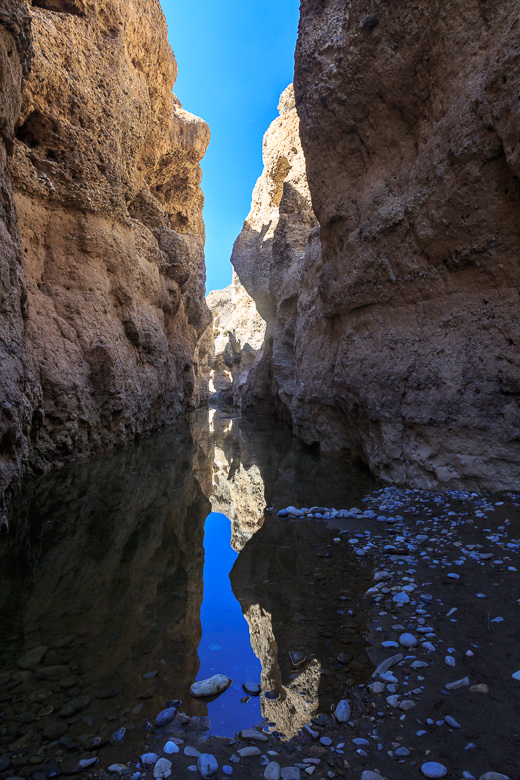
229;84;320;419
0;0;211;501
206;270;266;407
230;2;520;491
0;1;37;513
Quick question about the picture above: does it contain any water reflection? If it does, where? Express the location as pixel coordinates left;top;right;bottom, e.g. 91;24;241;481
0;411;375;768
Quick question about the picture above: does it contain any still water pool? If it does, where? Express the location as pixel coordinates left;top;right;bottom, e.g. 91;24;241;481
0;410;376;768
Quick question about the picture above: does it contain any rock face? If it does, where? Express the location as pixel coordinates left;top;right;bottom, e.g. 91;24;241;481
229;84;320;420
1;0;211;502
232;3;520;491
0;1;37;514
206;270;266;407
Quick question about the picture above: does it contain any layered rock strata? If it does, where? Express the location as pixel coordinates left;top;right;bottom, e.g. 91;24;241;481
0;0;211;502
231;2;520;490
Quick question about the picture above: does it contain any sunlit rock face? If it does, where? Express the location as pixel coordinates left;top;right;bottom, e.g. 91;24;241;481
206;270;266;408
229;84;320;417
2;0;211;497
0;3;38;510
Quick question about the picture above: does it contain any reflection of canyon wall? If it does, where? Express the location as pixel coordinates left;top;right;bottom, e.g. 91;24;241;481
206;270;266;407
244;603;321;739
1;423;212;725
0;3;37;509
193;409;266;551
231;514;371;738
1;0;211;505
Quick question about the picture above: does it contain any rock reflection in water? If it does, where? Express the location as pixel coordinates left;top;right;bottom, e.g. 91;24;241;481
0;423;211;762
0;410;376;767
230;515;372;738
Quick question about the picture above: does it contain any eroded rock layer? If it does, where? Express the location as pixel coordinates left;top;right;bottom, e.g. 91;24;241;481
232;4;520;491
1;0;210;498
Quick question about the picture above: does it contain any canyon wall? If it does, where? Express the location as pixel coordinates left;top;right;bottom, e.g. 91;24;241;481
206;269;266;407
0;0;211;503
230;3;520;491
0;1;37;512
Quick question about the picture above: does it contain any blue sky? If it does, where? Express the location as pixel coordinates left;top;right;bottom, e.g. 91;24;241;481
162;0;300;293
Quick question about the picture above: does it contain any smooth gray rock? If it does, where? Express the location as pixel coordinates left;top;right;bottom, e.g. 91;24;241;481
141;754;159;766
264;764;281;780
399;633;418;648
155;707;176;727
478;774;510;780
197;754;218;778
153;759;172;779
240;728;268;742
281;769;300;780
17;646;48;670
334;700;351;723
421;763;448;778
237;746;261;757
445;676;470;690
190;674;232;698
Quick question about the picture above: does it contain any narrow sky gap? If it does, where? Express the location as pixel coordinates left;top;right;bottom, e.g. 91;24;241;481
163;0;300;293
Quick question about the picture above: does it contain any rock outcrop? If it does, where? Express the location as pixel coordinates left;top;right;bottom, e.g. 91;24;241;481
0;0;211;502
0;1;37;514
230;3;520;491
229;84;320;420
206;270;265;407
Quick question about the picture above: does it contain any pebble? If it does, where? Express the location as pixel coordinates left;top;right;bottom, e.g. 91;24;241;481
393;592;410;604
281;769;301;780
512;671;520;681
240;728;268;741
164;741;179;754
478;774;511;780
320;737;332;747
238;746;261;757
108;765;128;774
242;682;261;696
264;761;281;780
445;715;461;728
190;674;232;698
445;676;470;690
153;758;172;779
17;646;48;670
399;633;418;648
155;707;177;727
222;768;233;777
421;762;448;778
197;754;218;777
184;747;201;758
360;773;387;780
333;700;351;723
141;754;159;765
0;757;10;771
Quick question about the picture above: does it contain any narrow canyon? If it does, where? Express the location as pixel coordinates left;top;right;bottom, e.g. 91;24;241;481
1;1;520;780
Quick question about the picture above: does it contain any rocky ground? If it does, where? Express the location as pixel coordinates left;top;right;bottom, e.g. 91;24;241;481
1;487;519;780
